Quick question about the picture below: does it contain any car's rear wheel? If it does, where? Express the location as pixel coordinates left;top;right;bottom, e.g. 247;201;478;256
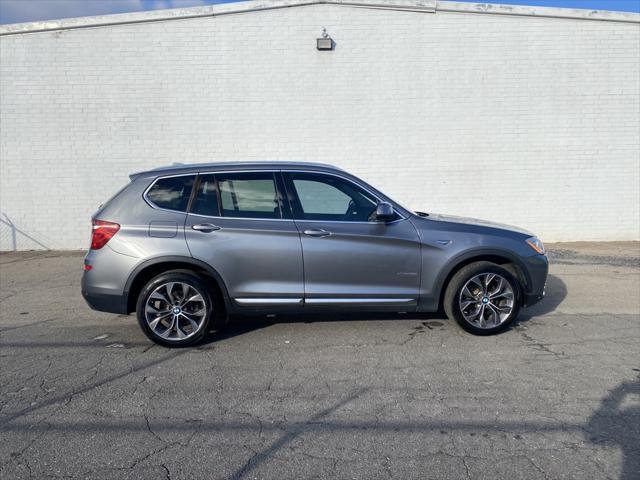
444;261;521;335
136;270;216;347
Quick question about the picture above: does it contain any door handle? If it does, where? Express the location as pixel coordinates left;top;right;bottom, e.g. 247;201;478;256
303;228;331;238
192;223;221;233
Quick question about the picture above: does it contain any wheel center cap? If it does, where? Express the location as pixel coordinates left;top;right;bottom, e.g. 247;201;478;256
482;297;489;304
172;306;182;315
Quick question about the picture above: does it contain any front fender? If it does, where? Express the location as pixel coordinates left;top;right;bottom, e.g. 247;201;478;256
418;247;533;312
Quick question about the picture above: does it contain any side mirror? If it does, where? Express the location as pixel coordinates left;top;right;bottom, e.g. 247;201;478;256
373;202;395;222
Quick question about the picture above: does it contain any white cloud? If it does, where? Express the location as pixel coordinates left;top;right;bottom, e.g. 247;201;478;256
0;0;233;25
0;0;140;24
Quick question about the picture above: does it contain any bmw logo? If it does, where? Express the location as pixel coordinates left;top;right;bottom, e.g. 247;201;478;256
482;297;489;304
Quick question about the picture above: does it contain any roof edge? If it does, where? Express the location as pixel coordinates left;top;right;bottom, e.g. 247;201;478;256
129;161;346;179
0;0;637;36
438;1;640;23
0;0;436;36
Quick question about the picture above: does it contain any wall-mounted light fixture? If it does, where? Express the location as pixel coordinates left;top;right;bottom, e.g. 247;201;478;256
317;27;333;51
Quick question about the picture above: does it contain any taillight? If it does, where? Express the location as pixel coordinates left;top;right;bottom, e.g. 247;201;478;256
91;220;120;249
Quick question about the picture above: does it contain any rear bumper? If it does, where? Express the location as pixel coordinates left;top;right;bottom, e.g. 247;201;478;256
522;254;548;306
81;287;128;314
81;246;140;315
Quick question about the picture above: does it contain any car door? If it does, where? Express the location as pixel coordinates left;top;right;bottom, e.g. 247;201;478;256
185;171;304;307
282;171;421;308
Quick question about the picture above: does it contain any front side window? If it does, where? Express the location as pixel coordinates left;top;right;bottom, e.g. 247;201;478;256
286;173;379;222
146;175;195;212
217;173;281;219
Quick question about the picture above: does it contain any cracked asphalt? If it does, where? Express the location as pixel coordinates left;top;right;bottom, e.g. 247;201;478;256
1;243;639;480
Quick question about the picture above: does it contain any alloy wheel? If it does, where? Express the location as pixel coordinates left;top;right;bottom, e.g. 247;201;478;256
145;282;207;341
459;273;514;329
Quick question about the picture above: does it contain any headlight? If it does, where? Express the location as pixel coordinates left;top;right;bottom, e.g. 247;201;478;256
526;236;545;255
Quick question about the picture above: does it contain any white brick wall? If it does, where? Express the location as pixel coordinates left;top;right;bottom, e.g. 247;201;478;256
1;1;639;250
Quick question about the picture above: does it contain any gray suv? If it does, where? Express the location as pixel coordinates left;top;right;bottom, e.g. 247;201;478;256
82;162;548;346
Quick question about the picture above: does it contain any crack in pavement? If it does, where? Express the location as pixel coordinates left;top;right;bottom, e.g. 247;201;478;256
517;329;567;359
0;350;188;426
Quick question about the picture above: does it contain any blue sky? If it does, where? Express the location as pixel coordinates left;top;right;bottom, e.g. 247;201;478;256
0;0;638;24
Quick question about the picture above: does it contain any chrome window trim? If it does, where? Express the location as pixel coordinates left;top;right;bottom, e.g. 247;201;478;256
143;168;407;224
142;172;197;215
144;170;288;220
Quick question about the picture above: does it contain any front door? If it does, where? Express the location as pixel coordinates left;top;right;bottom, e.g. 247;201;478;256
185;171;304;307
282;171;421;308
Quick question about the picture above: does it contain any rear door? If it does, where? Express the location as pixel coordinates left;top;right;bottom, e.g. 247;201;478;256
185;171;304;307
283;171;421;308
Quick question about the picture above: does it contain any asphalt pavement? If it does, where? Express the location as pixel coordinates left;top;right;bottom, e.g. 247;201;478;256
0;243;638;479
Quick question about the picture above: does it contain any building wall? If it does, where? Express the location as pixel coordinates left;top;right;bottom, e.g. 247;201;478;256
1;2;639;250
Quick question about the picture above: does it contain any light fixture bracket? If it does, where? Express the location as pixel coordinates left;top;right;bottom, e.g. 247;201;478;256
317;27;333;51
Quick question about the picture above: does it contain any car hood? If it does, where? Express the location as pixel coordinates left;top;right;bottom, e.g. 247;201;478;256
421;212;533;236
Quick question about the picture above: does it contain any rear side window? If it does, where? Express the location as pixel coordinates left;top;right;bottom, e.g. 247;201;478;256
191;174;220;217
146;175;195;212
217;173;280;219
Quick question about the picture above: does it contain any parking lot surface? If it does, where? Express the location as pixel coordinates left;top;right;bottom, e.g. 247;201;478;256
1;243;639;480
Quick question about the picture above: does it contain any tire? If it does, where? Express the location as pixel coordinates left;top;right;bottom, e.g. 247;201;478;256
443;261;521;335
136;270;219;347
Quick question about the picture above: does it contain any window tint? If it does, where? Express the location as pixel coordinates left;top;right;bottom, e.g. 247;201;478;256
191;174;220;217
217;173;280;219
146;175;195;212
288;173;379;222
294;180;352;215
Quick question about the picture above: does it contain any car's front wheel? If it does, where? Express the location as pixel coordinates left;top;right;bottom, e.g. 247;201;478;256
136;270;216;347
444;261;521;335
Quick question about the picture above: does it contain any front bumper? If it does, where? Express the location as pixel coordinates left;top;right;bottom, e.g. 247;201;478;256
521;254;549;306
523;287;545;306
